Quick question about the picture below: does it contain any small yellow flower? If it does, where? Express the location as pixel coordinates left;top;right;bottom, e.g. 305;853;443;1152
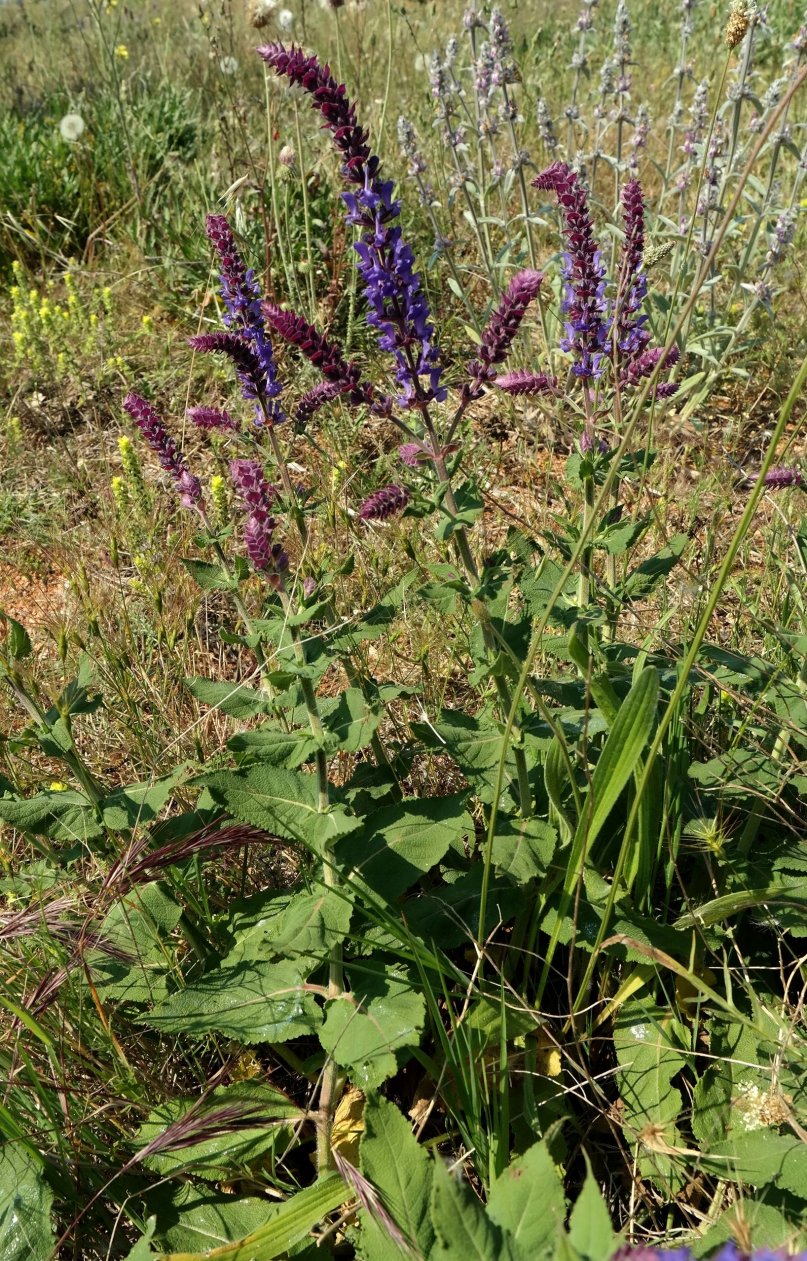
152;15;161;24
50;781;68;792
115;43;129;60
141;313;153;331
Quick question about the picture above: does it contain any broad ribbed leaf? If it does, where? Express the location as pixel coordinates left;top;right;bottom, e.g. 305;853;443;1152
186;677;275;720
225;887;353;965
202;765;360;853
429;1159;515;1260
358;1096;435;1260
319;962;425;1089
334;793;471;900
0;1142;54;1261
487;1139;564;1254
141;958;321;1042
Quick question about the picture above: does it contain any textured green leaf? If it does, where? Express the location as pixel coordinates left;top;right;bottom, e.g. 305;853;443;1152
0;789;102;843
225;887;353;965
135;1082;302;1180
123;1217;157;1260
87;882;182;1005
487;1139;565;1254
358;1096;435;1260
613;999;685;1189
182;558;238;592
567;1157;617;1261
0;1141;54;1261
334;793;471;900
228;724;320;768
202;765;360;853
703;1131;807;1197
429;1159;515;1260
319;961;425;1089
319;688;382;754
412;711;520;804
101;770;186;831
404;865;520;948
186;677;275;720
491;818;556;884
141;958;322;1042
159;1174;350;1260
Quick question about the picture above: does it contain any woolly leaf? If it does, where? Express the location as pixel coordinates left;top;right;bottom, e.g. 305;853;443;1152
319;961;425;1090
487;1139;565;1253
358;1096;435;1260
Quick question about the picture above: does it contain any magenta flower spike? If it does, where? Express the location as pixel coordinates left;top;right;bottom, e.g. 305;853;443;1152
466;269;544;398
761;466;804;489
614;179;651;360
123;392;202;507
264;303;387;413
186;406;239;431
260;43;446;409
358;484;411;521
229;458;288;575
492;370;558;396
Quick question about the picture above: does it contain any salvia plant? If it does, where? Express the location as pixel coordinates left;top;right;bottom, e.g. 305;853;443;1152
1;5;807;1261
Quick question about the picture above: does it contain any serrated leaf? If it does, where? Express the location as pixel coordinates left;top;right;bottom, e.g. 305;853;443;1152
334;793;472;900
320;688;382;754
101;769;186;832
405;865;520;948
319;961;425;1090
358;1096;435;1260
0;610;32;662
567;1156;616;1261
613;999;685;1189
487;1139;565;1253
87;882;183;1005
0;789;102;843
201;765;360;854
491;817;556;884
429;1159;515;1260
225;887;353;965
141;957;322;1042
412;711;520;804
182;558;238;591
186;677;275;720
228;724;320;768
135;1082;302;1180
0;1142;55;1261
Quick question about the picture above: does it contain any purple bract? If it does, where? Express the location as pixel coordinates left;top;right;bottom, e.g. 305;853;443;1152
466;269;544;398
123;392;202;507
358;484;411;521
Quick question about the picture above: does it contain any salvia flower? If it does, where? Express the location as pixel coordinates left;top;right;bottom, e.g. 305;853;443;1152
188;331;277;415
358;484;411;521
263;302;386;413
204;214;283;423
123;392;202;507
533;161;609;380
466;269;544;397
621;344;681;389
537;99;559;152
614;179;650;359
295;380;351;429
493;370;559;396
760;465;804;489
229;458;288;575
186;405;238;431
261;43;446;408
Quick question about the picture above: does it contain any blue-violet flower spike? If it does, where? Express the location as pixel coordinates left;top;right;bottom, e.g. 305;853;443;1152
261;43;446;408
532;161;609;380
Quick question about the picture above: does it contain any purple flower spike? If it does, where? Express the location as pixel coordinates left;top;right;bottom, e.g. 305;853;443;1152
466;270;544;397
188;332;284;425
761;466;804;489
492;370;558;396
296;380;352;428
204;214;283;423
615;180;650;360
123;392;202;507
187;405;238;431
533;161;609;381
358;484;411;521
229;458;287;575
621;344;680;389
264;303;384;412
262;43;445;409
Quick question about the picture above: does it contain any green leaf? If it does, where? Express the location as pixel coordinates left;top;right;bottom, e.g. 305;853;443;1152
491;818;556;884
405;865;520;948
436;479;484;541
320;688;382;754
487;1139;565;1254
101;769;187;832
567;1156;617;1261
225;887;353;965
202;765;360;854
620;534;687;602
123;1218;157;1260
702;1131;807;1197
429;1159;516;1260
135;1082;302;1180
87;882;183;1005
412;711;521;805
319;961;425;1089
613;1000;685;1190
0;789;102;843
181;558;237;591
0;610;32;662
326;573;418;653
186;677;275;720
228;723;320;768
334;793;472;900
358;1096;435;1260
0;1141;55;1261
142;957;322;1043
581;666;658;850
159;1174;350;1260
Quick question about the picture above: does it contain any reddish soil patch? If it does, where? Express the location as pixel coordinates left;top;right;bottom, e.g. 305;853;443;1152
0;563;71;632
